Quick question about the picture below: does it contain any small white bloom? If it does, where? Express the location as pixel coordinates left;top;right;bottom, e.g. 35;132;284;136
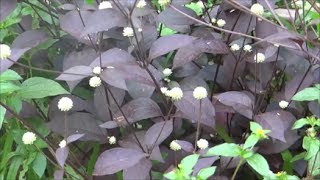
197;138;208;150
58;97;73;112
161;87;168;94
59;140;67;148
109;136;116;144
138;28;143;32
89;76;102;87
196;1;205;9
211;18;216;24
22;132;37;145
243;45;252;52
99;1;112;9
250;3;264;16
193;86;208;100
158;0;170;6
216;19;226;27
0;44;11;60
122;27;134;37
279;100;289;109
136;0;147;8
254;53;265;63
169;140;181;151
167;87;183;101
162;68;172;77
92;66;102;75
230;44;240;51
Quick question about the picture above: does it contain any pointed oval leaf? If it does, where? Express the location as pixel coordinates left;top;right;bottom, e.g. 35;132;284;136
144;120;173;148
123;158;152;180
55;147;69;167
67;134;85;144
56;66;91;81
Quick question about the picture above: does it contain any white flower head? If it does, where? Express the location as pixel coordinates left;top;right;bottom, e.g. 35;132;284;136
279;100;289;109
211;18;217;24
230;44;240;51
161;87;168;94
136;0;147;8
197;138;208;150
0;44;11;60
123;27;134;37
58;97;73;112
217;19;226;27
193;86;208;100
170;140;181;151
162;68;172;77
243;45;252;52
138;28;143;32
89;76;102;87
92;66;102;75
167;87;183;101
254;53;265;63
22;132;37;145
196;1;205;9
59;139;67;148
250;3;264;16
108;136;116;144
99;1;112;9
158;0;170;6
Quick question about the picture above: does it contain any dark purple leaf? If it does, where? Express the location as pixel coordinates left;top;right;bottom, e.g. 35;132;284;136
214;91;254;119
126;81;155;99
175;140;194;152
54;170;64;180
80;9;126;37
285;72;313;100
56;66;91;81
222;54;246;87
144;120;173;148
171;0;193;6
123;158;151;180
254;110;296;142
93;148;147;176
67;134;85;144
113;98;163;126
262;31;301;50
157;6;198;26
100;121;118;129
55;147;69;167
309;101;320;118
192;157;219;176
149;34;196;60
0;30;48;73
0;0;17;22
180;76;209;92
175;91;215;127
64;48;97;69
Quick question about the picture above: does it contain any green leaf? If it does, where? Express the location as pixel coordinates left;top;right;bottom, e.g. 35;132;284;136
197;166;216;180
180;154;199;177
243;134;260;149
281;150;293;174
0;105;5;130
249;122;263;132
246;153;270;176
0;82;21;94
303;137;320;159
7;156;24;180
308;151;320;176
290;152;306;162
206;143;241;157
32;152;47;178
17;77;69;99
215;124;234;143
292;118;309;129
163;169;178;180
0;70;22;82
84;0;94;4
292;87;320;101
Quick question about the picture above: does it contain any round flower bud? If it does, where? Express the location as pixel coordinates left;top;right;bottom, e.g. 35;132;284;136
197;139;208;150
250;3;264;16
92;66;102;75
254;53;265;63
211;18;217;24
169;140;181;151
162;68;172;77
196;1;205;9
108;136;116;144
122;27;134;37
59;139;67;148
89;76;102;87
22;132;37;145
0;44;11;60
193;86;208;100
243;45;252;52
167;87;183;101
99;1;112;9
136;0;147;8
216;19;226;27
230;44;240;51
279;100;289;109
58;97;73;112
158;0;170;6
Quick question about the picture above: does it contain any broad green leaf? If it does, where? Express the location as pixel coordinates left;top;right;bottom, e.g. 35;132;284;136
180;154;199;177
290;152;306;162
17;77;69;99
308;151;320;176
292;87;320;101
303;137;320;159
292;118;309;129
243;134;260;149
0;105;5;129
281;150;293;174
32;152;47;178
7;156;24;180
246;153;270;176
0;82;20;94
163;169;178;180
197;166;216;180
206;143;241;157
249;122;263;132
0;70;22;81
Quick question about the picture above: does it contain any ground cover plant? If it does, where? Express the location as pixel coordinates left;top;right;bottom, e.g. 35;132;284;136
0;0;319;179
